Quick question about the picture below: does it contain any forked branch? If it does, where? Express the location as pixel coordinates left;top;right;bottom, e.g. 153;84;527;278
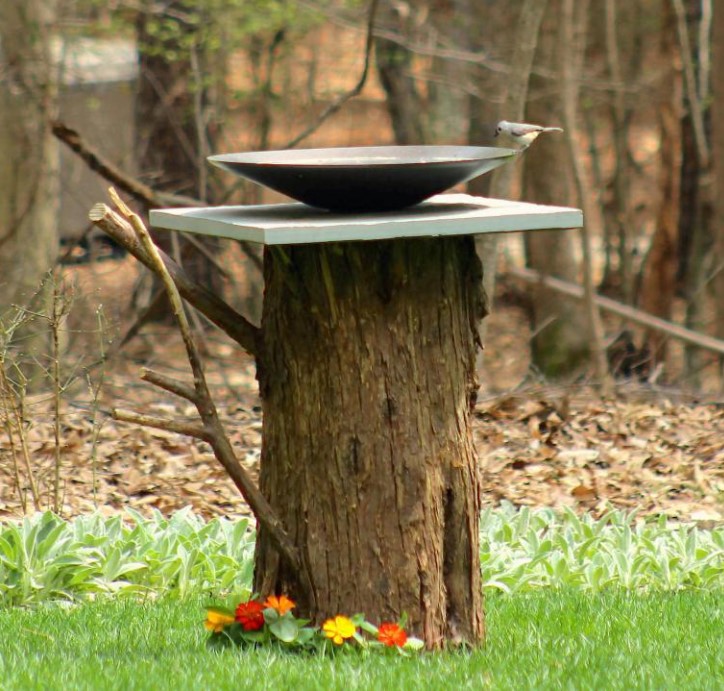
93;188;313;604
89;203;261;357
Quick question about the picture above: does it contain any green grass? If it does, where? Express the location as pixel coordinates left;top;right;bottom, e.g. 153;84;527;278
1;509;723;688
1;590;723;690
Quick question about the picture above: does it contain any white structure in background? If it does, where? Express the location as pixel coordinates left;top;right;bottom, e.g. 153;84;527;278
53;37;138;244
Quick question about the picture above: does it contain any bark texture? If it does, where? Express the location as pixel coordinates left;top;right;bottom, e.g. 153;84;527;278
712;2;724;349
135;1;223;298
523;2;590;378
638;5;683;366
0;0;60;312
254;237;486;647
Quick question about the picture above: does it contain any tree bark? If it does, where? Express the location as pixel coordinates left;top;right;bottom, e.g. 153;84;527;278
638;4;683;367
253;237;486;648
0;0;60;312
135;0;224;299
711;1;724;376
523;1;590;378
375;2;427;145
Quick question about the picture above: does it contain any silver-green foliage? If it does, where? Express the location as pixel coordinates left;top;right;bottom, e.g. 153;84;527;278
480;502;724;593
0;507;255;606
2;505;723;606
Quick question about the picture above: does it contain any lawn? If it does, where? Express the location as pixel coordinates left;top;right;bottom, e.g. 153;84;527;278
1;509;723;689
2;590;723;690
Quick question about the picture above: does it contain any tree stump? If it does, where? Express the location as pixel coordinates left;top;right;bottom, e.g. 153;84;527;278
254;235;487;648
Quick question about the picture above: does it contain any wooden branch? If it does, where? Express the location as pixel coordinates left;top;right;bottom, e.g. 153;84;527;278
141;368;196;402
113;409;209;441
509;266;724;357
283;0;380;149
104;189;313;605
89;201;261;357
52;121;200;209
55;121;263;280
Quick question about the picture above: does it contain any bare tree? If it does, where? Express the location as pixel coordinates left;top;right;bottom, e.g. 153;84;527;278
375;1;428;144
523;2;591;378
134;0;226;305
637;3;683;368
468;0;549;351
712;1;724;369
0;0;60;313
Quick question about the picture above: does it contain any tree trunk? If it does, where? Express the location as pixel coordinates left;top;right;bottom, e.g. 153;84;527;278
523;1;590;378
375;2;427;145
678;0;713;387
638;4;683;368
711;3;724;370
0;0;60;313
467;0;549;359
254;237;486;648
135;1;224;300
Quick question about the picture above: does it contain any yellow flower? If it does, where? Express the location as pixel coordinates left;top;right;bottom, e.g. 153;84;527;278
322;615;356;645
204;609;235;633
263;594;296;616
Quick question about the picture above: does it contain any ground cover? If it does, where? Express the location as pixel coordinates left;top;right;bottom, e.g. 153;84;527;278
2;508;723;606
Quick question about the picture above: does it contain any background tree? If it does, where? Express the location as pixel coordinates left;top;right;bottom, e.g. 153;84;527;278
636;3;683;369
134;0;227;303
523;3;591;378
0;0;60;314
712;1;724;364
374;1;428;145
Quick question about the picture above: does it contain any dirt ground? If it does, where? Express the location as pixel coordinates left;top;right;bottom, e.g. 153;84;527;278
1;254;723;524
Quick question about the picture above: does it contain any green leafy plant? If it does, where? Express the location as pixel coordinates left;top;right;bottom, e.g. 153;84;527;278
1;506;723;607
479;503;724;592
0;508;255;605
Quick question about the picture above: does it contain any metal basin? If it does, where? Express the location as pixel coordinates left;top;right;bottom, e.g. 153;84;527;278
208;145;518;212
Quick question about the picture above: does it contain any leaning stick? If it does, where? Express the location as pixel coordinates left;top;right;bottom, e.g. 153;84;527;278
99;188;313;603
89;203;261;357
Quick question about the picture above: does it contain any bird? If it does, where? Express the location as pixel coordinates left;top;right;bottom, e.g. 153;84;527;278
494;120;564;150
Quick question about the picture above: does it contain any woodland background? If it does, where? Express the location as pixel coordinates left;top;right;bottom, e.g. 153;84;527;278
0;0;723;521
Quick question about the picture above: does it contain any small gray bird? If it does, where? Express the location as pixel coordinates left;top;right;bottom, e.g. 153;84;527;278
494;120;564;149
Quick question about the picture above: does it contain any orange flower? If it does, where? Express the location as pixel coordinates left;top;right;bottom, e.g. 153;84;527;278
377;622;408;647
204;609;235;633
322;615;356;645
263;594;296;616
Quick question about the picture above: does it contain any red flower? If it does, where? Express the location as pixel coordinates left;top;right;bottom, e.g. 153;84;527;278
377;622;408;647
235;600;265;631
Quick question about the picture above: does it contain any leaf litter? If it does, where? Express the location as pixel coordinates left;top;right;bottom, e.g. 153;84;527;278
1;326;722;524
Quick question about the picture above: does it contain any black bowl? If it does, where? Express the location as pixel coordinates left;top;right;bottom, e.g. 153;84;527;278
208;145;518;212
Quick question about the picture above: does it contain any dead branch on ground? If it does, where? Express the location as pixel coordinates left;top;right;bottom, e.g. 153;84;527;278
509;266;724;358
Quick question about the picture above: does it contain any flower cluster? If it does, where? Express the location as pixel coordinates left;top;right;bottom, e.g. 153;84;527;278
204;594;422;653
